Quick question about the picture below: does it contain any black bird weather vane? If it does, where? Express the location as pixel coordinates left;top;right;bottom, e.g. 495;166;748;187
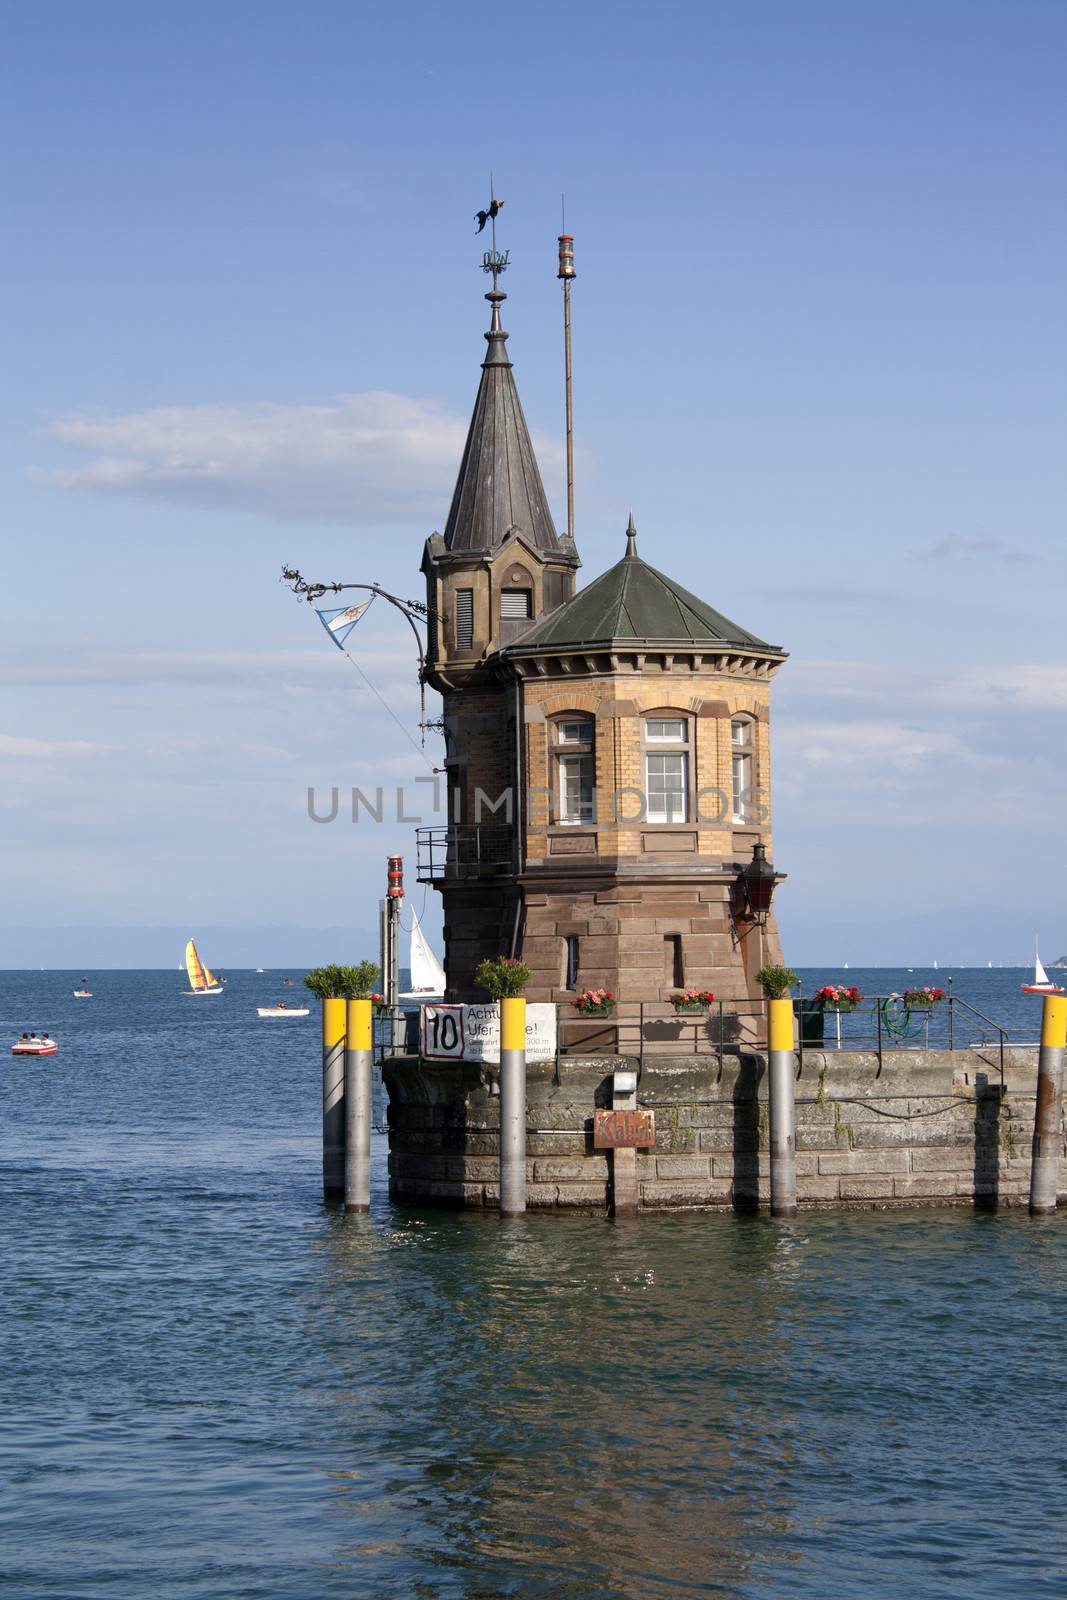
476;178;508;292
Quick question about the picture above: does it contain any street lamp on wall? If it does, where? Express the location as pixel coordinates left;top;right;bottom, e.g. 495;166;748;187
740;842;777;927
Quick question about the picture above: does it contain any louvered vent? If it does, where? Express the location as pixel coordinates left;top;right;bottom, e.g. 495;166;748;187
455;590;474;651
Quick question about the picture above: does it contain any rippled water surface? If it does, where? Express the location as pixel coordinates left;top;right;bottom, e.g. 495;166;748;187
2;970;1065;1598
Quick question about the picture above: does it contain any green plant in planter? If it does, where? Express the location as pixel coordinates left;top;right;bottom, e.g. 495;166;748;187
756;965;799;1000
304;961;382;1000
473;956;531;1000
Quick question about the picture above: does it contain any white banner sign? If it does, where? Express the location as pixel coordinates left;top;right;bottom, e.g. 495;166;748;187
421;1003;557;1064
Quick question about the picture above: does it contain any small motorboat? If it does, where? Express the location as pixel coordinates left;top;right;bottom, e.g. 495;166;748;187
12;1035;58;1056
73;977;92;998
257;1004;310;1018
1022;938;1063;995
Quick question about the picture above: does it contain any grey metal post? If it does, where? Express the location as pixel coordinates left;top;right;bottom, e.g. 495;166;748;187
344;998;373;1214
767;997;797;1218
499;997;527;1216
1030;995;1067;1216
610;1066;639;1217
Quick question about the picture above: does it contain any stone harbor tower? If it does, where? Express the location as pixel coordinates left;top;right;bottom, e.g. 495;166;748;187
419;279;788;1004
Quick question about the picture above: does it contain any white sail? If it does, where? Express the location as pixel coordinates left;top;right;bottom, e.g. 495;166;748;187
1035;952;1050;987
400;909;446;997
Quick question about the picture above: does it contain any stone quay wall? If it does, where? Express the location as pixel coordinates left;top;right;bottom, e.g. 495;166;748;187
382;1046;1054;1211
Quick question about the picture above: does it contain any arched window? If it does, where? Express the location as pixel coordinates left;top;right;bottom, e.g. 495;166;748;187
731;716;756;823
551;716;595;824
644;715;691;823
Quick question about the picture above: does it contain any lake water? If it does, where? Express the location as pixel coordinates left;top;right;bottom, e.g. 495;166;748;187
2;969;1065;1598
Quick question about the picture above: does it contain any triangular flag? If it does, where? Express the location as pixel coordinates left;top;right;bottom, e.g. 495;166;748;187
315;597;375;650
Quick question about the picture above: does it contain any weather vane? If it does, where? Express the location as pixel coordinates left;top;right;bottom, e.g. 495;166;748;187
475;176;508;292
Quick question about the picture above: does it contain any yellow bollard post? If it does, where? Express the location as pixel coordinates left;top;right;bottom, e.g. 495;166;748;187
499;996;527;1216
322;996;346;1200
1030;993;1067;1215
344;997;374;1214
767;997;797;1218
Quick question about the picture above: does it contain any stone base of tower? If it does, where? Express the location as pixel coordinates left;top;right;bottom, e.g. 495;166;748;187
383;1047;1043;1213
518;873;783;1006
440;871;784;1006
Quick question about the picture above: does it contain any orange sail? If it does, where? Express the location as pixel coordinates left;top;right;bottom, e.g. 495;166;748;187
185;939;207;991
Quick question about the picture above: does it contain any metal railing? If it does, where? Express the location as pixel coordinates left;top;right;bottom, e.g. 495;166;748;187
415;824;516;883
376;993;1032;1077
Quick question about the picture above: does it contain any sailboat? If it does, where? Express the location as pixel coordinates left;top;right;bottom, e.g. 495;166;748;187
399;908;446;1000
182;938;224;996
1022;938;1063;995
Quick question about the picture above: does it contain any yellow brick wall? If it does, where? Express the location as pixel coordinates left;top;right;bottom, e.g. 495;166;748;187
520;670;774;860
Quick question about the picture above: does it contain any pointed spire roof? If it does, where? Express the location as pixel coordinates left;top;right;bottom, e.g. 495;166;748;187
441;291;565;556
503;518;785;656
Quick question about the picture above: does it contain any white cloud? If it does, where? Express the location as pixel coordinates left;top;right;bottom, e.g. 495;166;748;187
783;660;1067;715
0;733;104;758
40;393;564;525
924;535;1031;563
778;719;1001;774
0;646;417;690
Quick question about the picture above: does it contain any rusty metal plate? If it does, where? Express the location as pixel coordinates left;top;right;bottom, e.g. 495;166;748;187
593;1109;655;1149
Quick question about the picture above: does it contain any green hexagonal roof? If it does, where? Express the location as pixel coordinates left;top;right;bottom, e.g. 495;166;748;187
505;519;783;655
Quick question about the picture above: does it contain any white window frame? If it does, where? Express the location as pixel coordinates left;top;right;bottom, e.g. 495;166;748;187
551;717;595;825
643;715;691;824
731;717;755;823
646;718;687;744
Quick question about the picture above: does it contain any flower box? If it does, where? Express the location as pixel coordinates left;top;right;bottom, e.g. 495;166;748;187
903;987;945;1009
815;985;862;1012
669;990;715;1014
572;989;616;1016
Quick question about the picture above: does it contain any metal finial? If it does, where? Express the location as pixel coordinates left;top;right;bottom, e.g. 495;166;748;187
625;512;638;558
477;175;508;297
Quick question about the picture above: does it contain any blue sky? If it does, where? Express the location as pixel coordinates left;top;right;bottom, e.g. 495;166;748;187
3;0;1065;965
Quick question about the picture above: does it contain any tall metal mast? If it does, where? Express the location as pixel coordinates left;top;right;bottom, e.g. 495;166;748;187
557;225;576;542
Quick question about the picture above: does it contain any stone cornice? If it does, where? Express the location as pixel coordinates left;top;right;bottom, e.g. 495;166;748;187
494;644;786;683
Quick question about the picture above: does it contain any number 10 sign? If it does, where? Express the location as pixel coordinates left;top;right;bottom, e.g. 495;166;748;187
422;1005;466;1059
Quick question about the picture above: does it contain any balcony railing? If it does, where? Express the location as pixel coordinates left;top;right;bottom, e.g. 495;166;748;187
416;824;516;883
